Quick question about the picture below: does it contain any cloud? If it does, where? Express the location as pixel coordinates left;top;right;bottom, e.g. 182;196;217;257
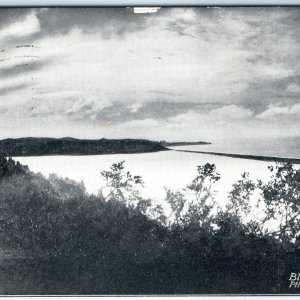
0;11;40;41
169;105;253;126
208;105;253;120
128;103;143;113
286;83;300;94
123;118;160;128
0;7;300;142
0;83;30;96
66;97;111;121
257;103;300;120
0;61;47;78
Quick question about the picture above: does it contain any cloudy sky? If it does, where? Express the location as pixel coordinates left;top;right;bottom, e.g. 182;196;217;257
0;7;299;142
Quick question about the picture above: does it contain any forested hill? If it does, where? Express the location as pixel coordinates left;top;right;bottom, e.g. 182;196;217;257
0;137;168;156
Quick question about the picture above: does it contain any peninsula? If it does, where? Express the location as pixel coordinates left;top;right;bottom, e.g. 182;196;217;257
160;141;211;147
0;137;168;156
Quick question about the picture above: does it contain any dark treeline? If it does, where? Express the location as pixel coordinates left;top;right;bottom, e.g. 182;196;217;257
0;137;167;156
0;157;300;294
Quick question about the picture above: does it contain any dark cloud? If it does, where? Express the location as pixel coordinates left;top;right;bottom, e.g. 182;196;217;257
0;83;29;96
33;8;156;41
165;21;195;38
136;101;200;120
0;60;48;78
69;101;209;124
245;75;300;109
0;7;157;47
0;8;33;27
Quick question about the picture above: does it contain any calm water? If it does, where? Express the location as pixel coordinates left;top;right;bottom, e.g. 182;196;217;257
173;137;300;159
14;148;282;206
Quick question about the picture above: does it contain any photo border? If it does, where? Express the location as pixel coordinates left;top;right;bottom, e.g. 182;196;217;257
0;1;299;299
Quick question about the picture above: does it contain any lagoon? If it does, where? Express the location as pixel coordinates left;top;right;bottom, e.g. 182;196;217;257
14;147;282;207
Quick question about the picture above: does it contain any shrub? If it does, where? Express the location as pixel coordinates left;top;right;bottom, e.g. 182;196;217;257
0;157;299;294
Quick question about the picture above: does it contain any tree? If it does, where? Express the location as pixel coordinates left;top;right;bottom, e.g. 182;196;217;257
100;161;146;209
0;156;28;179
258;162;300;245
164;163;221;228
164;188;186;226
48;174;86;201
227;172;256;216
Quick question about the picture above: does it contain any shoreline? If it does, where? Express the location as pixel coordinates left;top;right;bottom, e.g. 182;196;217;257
9;149;170;158
174;149;300;164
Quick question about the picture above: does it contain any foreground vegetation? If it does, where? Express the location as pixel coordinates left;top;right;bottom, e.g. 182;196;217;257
0;156;299;294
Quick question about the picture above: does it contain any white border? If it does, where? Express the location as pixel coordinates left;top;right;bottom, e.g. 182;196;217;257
0;1;300;299
0;0;299;6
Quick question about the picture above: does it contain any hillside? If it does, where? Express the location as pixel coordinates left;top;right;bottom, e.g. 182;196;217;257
0;156;299;294
0;137;168;156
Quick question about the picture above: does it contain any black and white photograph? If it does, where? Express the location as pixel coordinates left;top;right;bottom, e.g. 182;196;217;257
0;6;300;295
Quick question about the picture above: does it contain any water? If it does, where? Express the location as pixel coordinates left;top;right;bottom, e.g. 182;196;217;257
172;137;300;159
14;148;281;206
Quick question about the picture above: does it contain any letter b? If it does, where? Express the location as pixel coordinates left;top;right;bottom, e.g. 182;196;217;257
290;273;297;281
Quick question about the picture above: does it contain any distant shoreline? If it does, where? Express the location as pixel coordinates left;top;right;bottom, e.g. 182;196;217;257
0;137;168;157
11;149;171;158
174;149;300;164
161;141;211;147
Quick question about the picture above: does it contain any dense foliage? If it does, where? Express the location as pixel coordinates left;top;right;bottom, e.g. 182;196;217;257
0;156;299;294
0;138;167;156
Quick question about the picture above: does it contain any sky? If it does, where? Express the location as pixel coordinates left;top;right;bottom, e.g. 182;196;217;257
0;7;299;143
